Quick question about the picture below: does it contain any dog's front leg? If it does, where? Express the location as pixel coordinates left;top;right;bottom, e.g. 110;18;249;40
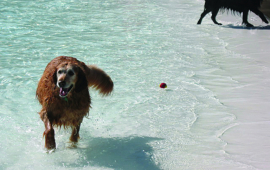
211;9;222;25
242;10;254;27
43;118;56;150
70;123;81;143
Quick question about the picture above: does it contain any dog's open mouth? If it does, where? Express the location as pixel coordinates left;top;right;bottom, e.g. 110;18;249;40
59;85;73;98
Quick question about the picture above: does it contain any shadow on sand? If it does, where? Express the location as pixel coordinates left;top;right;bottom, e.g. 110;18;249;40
222;24;270;30
67;136;163;170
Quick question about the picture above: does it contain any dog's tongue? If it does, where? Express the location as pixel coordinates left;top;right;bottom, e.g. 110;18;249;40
60;88;68;97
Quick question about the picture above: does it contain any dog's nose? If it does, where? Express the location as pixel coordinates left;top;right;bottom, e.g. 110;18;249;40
58;81;66;88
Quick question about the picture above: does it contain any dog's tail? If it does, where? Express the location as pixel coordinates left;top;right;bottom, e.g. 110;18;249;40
85;65;114;96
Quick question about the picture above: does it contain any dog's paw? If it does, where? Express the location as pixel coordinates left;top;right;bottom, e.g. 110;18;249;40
245;23;254;27
46;148;56;154
67;141;78;149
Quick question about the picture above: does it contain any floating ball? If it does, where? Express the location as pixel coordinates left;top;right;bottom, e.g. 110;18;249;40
160;83;167;88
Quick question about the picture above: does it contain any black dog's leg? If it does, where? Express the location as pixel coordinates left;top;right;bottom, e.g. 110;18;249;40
211;9;222;25
251;8;269;24
197;9;211;24
242;10;254;27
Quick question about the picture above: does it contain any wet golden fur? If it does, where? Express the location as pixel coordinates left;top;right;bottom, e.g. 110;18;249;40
36;56;113;150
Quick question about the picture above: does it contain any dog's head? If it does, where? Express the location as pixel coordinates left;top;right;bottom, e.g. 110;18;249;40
55;63;87;98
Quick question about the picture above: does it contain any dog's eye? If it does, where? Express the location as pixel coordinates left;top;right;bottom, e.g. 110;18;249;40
58;70;63;74
68;70;74;76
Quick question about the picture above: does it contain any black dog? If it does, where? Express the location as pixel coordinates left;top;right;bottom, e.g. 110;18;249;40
197;0;269;27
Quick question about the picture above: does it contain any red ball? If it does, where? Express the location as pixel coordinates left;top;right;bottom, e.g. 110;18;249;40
160;83;167;88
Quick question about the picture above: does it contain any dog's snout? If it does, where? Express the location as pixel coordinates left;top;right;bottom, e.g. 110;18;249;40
58;81;66;88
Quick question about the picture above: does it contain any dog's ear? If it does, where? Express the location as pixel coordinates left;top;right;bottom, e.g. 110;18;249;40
75;67;88;93
53;70;57;86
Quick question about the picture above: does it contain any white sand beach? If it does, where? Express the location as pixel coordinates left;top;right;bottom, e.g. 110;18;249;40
213;14;270;169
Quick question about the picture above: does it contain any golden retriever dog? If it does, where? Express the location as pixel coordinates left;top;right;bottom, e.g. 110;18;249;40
36;56;113;150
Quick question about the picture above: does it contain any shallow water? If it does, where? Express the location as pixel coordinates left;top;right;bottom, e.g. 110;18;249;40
1;0;270;169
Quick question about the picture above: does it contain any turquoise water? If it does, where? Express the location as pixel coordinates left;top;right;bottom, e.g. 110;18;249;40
1;0;270;169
